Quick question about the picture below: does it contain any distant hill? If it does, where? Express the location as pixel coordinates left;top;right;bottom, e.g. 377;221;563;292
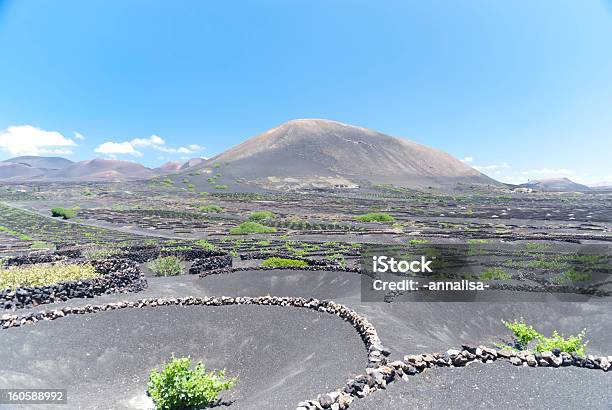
0;162;45;180
2;156;74;170
0;157;157;182
49;159;156;181
155;160;184;173
197;119;497;189
180;157;206;170
519;178;590;192
153;158;207;174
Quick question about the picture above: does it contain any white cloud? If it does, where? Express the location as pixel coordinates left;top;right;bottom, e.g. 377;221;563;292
131;135;165;147
521;168;575;176
154;144;203;154
94;135;203;157
94;141;143;157
74;132;85;141
473;162;509;171
461;156;473;163
473;164;498;171
0;125;76;156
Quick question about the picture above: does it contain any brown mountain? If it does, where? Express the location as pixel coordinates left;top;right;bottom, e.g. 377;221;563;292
155;160;184;173
3;156;74;170
201;119;497;189
0;162;45;180
48;158;156;181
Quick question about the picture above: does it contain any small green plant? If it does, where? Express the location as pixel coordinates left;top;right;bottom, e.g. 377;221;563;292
148;256;183;277
502;318;588;355
195;240;217;251
260;257;308;268
147;356;236;410
535;329;588;356
30;241;53;250
524;242;549;251
50;207;76;219
248;210;274;222
327;253;347;268
200;204;223;213
480;267;511;281
229;221;276;235
408;239;428;245
551;269;592;285
356;212;395;223
502;318;541;349
82;245;118;260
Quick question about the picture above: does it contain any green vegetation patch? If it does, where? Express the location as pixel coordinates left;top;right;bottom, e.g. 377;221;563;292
248;210;275;222
148;256;183;277
199;204;223;213
147;356;236;410
0;263;100;290
502;318;540;349
195;239;217;251
0;225;33;241
50;207;76;219
480;267;511;281
229;221;277;235
260;257;308;268
356;212;395;223
535;329;588;356
502;318;588;355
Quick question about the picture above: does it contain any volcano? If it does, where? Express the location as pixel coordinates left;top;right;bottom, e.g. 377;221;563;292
201;119;497;189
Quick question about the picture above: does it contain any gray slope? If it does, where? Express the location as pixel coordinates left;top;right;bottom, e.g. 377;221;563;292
200;119;497;188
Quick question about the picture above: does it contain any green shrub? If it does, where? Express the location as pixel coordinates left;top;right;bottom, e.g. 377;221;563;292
248;210;274;222
30;241;53;250
195;240;217;251
356;212;395;223
147;356;236;410
200;204;223;213
0;263;100;290
82;245;118;260
229;221;276;235
535;329;588;356
502;318;541;349
480;267;511;281
260;257;308;268
148;256;183;277
502;318;588;354
408;239;428;245
50;207;76;219
551;269;592;285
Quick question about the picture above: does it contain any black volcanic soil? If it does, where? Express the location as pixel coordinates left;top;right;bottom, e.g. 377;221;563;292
0;304;366;409
350;361;612;410
4;270;612;409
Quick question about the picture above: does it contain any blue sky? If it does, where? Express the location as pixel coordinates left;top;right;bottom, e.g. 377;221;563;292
0;0;611;185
